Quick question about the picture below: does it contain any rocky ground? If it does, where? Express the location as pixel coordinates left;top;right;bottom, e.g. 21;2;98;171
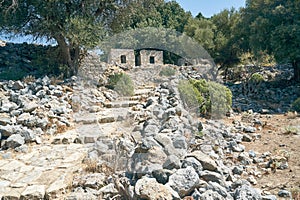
0;59;299;199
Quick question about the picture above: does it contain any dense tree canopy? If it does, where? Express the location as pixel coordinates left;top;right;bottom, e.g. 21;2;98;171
240;0;300;81
210;8;241;68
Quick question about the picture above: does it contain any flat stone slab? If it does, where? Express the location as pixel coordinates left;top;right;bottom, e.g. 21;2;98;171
73;113;98;124
21;185;46;200
0;143;88;198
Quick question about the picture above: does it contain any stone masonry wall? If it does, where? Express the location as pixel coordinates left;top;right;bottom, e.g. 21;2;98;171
140;50;163;66
108;49;135;66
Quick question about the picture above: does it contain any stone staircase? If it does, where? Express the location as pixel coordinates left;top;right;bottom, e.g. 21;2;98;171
73;84;156;144
0;84;156;199
0;66;159;199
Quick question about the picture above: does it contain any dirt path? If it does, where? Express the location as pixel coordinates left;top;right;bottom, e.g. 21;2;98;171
225;113;300;199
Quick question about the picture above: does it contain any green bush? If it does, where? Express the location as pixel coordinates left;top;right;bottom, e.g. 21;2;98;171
178;80;202;113
159;66;176;77
208;81;232;117
178;79;232;118
107;73;134;96
292;98;300;112
249;73;264;83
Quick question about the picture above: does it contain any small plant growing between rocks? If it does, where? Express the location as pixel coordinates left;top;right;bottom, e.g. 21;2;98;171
84;159;98;173
159;66;176;77
284;125;300;135
291;188;300;200
249;73;264;83
243;73;265;95
23;75;36;83
107;73;134;96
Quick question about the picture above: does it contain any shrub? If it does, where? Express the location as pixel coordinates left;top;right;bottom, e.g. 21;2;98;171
292;97;300;112
178;78;232;118
208;81;232;117
178;80;202;113
243;73;265;95
159;66;176;77
107;73;134;96
189;79;210;115
249;73;264;83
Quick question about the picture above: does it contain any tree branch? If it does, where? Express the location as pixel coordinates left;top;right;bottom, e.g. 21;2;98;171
5;0;19;14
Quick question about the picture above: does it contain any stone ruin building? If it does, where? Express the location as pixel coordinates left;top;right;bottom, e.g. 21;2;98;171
109;48;163;67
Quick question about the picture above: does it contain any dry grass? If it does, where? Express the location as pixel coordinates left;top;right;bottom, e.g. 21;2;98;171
292;189;300;200
23;75;36;83
84;159;98;173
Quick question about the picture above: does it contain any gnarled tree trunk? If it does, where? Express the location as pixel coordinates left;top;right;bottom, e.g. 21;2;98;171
54;34;80;77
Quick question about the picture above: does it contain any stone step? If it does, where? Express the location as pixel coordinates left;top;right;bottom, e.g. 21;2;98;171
116;95;142;101
75;124;103;144
134;88;155;96
51;130;81;144
73;113;98;124
99;107;129;123
104;100;139;108
137;85;156;90
75;123;121;144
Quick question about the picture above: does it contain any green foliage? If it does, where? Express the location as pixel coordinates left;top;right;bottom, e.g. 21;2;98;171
196;131;205;138
239;51;276;67
210;8;241;67
107;73;124;90
107;73;134;96
240;0;300;80
30;49;61;77
292;98;300;112
178;79;232;118
0;67;27;80
110;0;192;33
208;81;232;117
159;66;176;77
184;18;216;52
249;73;264;83
178;80;202;113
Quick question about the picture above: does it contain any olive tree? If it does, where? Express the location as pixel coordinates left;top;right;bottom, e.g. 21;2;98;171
0;0;131;77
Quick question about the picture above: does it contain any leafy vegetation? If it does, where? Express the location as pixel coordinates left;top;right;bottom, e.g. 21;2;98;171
107;73;134;96
178;79;232;118
249;73;264;83
0;67;28;80
178;80;202;113
159;66;176;77
292;98;300;112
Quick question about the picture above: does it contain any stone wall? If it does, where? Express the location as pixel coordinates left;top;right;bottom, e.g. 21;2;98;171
140;50;163;66
108;49;135;66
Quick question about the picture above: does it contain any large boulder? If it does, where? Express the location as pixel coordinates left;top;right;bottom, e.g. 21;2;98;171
234;185;262;200
135;177;177;200
2;134;25;149
186;151;218;171
166;166;200;197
